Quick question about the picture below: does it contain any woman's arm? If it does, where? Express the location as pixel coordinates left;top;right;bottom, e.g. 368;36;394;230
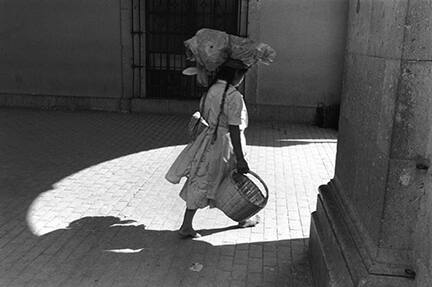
229;125;249;174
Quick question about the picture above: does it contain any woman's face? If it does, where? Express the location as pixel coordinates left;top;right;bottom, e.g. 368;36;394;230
232;70;246;87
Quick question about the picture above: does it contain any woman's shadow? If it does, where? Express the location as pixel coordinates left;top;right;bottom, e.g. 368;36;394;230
25;216;247;286
56;216;240;252
0;215;312;286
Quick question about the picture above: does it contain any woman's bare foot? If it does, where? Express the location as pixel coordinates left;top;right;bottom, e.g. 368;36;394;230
178;228;201;239
238;215;261;228
178;209;199;238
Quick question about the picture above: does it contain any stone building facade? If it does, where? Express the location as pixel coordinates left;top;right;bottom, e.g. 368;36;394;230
0;0;347;123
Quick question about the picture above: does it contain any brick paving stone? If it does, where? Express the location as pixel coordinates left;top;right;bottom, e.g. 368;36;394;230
0;108;337;287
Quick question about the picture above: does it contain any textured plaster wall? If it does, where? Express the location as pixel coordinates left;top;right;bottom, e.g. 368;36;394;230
0;1;122;98
256;0;348;107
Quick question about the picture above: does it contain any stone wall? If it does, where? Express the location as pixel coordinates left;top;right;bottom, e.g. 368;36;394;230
337;0;432;277
310;0;432;285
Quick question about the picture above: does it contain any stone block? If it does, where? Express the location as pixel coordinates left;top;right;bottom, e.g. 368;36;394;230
310;213;350;287
379;159;422;258
413;168;432;287
310;183;415;287
403;0;432;60
346;0;374;55
367;0;407;59
340;54;400;139
339;52;399;155
347;0;407;59
334;114;357;192
337;53;400;245
391;61;432;160
309;191;354;287
357;275;414;287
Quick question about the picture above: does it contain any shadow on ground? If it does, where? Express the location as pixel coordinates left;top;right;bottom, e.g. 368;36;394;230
1;216;312;286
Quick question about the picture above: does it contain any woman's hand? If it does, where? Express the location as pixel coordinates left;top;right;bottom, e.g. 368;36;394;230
237;157;249;174
229;125;249;174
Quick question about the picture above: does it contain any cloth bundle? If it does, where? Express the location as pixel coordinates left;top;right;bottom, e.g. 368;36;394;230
184;28;276;86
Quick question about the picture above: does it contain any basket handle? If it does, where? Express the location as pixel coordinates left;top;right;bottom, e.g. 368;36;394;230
246;170;269;201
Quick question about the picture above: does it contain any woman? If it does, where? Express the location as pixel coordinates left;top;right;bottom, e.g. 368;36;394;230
165;60;257;238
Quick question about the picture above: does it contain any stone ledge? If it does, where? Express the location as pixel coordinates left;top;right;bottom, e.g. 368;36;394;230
0;94;318;123
310;210;354;287
329;178;415;275
310;183;415;287
0;93;127;112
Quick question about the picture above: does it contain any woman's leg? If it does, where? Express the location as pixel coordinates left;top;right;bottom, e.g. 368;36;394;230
178;208;200;238
238;215;261;228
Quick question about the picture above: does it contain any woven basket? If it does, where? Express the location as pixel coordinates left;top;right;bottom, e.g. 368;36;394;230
215;170;269;222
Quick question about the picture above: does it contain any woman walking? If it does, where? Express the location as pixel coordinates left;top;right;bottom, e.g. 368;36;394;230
165;28;275;238
165;60;254;238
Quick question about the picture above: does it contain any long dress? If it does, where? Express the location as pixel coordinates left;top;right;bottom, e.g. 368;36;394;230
165;79;248;209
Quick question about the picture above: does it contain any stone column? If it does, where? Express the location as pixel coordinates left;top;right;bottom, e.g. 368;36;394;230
309;0;432;286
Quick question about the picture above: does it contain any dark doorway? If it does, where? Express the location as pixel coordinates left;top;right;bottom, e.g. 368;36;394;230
144;0;248;99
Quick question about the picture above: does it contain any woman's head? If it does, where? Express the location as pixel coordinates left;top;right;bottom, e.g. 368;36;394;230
215;59;248;87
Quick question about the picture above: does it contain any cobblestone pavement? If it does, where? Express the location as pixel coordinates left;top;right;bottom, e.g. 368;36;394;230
0;108;337;287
